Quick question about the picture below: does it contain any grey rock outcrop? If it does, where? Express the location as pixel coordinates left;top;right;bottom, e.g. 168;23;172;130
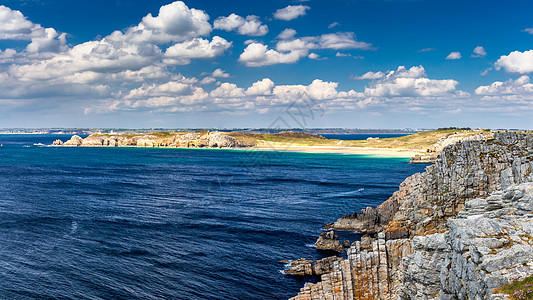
315;230;344;252
291;132;533;300
439;183;533;299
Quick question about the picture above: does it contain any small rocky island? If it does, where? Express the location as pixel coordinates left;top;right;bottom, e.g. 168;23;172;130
287;132;533;300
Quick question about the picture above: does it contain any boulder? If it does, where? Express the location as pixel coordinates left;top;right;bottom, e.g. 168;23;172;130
315;230;343;252
63;135;83;146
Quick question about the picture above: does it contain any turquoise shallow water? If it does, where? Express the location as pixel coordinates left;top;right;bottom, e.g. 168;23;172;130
0;134;427;299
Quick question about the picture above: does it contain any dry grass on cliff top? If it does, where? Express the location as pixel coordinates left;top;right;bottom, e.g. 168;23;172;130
340;129;475;149
234;129;475;150
493;275;533;299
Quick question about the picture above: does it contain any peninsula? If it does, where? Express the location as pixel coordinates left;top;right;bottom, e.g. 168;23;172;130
52;128;488;162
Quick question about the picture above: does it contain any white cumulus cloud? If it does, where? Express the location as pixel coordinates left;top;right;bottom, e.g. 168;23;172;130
238;43;308;67
246;78;275;96
164;36;232;64
363;66;459;97
355;71;385;80
213;14;268;36
471;46;486;58
446;52;461;60
273;5;310;21
475;76;533;96
495;50;533;74
107;1;212;44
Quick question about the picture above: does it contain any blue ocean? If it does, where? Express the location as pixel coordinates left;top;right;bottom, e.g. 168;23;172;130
0;135;426;299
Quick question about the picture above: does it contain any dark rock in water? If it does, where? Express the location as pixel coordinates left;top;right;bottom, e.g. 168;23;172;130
315;230;343;252
283;256;344;276
342;240;350;248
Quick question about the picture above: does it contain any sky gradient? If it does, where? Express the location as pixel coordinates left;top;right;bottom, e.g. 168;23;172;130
1;0;533;129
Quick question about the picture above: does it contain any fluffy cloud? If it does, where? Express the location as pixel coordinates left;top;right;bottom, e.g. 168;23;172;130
108;1;212;44
210;82;246;98
212;69;230;78
238;43;308;67
126;81;194;99
471;46;486;58
319;32;371;50
522;28;533;34
446;52;461;60
363;66;459;97
475;76;533;97
495;50;533;74
0;6;67;55
0;5;35;39
246;78;274;95
164;36;231;64
213;14;268;36
277;31;370;50
0;1;237;109
240;31;371;67
277;28;297;40
26;27;67;53
273;5;310;21
86;65;471;115
355;71;385;80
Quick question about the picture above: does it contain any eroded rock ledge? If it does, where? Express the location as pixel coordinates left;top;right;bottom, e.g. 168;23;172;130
291;132;533;300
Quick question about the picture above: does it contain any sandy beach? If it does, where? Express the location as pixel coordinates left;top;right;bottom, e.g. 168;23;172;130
249;145;425;158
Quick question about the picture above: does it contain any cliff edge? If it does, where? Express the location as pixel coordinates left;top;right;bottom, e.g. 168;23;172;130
291;132;533;300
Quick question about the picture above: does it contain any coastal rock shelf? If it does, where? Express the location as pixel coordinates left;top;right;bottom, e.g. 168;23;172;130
292;132;533;300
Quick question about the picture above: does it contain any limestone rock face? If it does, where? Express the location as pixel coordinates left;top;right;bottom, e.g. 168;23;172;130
52;139;63;145
55;131;253;149
63;135;83;146
315;230;344;252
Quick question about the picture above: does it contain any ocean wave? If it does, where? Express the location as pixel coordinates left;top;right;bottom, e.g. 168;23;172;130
322;188;365;199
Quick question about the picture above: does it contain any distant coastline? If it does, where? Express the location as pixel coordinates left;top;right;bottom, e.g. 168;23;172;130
49;128;491;162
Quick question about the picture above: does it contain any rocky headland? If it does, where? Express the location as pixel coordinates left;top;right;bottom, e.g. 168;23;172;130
288;132;533;300
53;131;258;149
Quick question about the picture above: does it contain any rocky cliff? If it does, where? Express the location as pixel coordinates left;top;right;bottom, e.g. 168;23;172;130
56;131;256;149
291;132;533;300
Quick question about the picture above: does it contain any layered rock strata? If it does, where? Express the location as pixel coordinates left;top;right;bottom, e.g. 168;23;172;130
290;234;414;300
291;132;533;300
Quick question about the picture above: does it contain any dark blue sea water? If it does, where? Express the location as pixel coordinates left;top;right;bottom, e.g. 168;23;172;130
0;135;427;299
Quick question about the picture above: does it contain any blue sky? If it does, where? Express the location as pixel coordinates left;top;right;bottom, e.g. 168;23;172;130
0;0;533;129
